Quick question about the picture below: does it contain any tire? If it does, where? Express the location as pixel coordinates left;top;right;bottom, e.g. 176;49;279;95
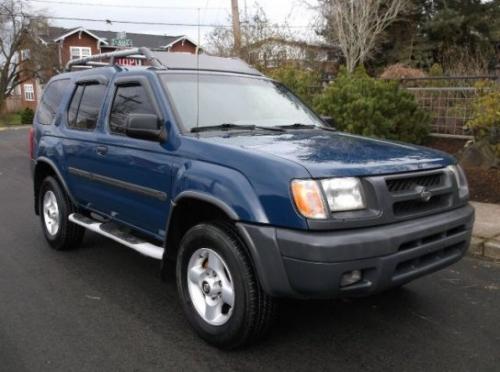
176;222;277;349
39;176;84;251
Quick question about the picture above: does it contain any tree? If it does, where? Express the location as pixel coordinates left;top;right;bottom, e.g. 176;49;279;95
424;0;499;73
206;5;274;58
207;5;337;72
205;25;234;57
312;0;409;73
0;0;56;110
206;5;291;65
373;0;500;74
369;0;435;72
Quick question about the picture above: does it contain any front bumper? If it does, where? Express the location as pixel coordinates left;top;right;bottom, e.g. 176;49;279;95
237;205;474;299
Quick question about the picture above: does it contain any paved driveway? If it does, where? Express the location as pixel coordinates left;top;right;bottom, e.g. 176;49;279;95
1;128;499;371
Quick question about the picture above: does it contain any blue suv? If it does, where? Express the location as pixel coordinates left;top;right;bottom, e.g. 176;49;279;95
31;48;474;348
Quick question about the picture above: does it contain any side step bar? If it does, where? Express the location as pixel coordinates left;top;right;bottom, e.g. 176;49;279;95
69;213;164;260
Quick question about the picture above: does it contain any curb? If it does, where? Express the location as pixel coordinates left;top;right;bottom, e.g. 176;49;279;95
469;235;500;261
0;125;32;132
484;239;500;260
468;202;500;262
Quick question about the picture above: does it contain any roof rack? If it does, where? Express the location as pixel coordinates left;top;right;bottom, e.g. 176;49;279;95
65;47;164;72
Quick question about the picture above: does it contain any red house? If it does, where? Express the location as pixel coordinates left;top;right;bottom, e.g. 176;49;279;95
12;26;200;111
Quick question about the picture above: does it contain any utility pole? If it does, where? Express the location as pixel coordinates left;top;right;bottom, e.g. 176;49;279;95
231;0;242;56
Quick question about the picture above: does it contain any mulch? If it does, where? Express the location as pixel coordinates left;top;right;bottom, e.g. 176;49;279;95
424;137;500;204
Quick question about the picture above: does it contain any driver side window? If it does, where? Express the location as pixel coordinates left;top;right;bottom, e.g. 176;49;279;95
109;84;157;135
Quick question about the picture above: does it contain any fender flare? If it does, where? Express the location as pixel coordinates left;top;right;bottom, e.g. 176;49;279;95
33;157;76;214
160;190;240;271
162;191;280;295
164;190;239;241
172;190;239;220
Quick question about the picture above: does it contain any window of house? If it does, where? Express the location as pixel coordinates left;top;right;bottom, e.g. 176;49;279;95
70;47;92;60
109;84;157;135
37;79;70;125
24;84;35;101
67;83;107;130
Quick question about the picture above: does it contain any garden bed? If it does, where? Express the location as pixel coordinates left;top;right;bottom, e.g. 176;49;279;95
425;137;500;204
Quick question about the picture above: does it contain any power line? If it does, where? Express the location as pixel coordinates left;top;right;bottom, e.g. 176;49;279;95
27;0;228;11
34;14;233;28
2;13;310;29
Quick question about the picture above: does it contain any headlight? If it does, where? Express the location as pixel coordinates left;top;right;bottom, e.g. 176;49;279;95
320;177;366;212
291;177;366;219
447;165;469;199
291;180;328;219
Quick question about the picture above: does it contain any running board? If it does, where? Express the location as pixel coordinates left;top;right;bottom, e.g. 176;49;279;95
69;213;164;260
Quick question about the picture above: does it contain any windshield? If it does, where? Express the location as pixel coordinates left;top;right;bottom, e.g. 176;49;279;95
160;73;323;132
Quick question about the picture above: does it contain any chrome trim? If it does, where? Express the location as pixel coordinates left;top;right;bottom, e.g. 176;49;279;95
43;190;60;236
187;248;234;326
68;166;168;201
69;213;164;259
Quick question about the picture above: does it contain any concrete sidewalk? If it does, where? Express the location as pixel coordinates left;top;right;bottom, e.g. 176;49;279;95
470;201;500;260
0;125;31;132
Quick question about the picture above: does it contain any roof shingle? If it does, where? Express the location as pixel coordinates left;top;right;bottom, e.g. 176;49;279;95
41;26;192;49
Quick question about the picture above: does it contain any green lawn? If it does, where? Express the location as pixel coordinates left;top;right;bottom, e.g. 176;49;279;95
0;112;22;127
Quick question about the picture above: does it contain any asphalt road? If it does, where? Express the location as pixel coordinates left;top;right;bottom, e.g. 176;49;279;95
1;127;499;372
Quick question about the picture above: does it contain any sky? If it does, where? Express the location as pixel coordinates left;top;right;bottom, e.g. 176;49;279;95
26;0;319;46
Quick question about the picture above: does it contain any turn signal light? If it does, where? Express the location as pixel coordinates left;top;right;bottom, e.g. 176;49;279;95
291;180;328;219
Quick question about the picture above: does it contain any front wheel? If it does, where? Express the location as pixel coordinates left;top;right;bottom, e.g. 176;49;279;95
176;222;276;349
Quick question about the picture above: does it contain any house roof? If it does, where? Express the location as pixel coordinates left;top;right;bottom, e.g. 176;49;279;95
53;27;108;44
41;26;197;50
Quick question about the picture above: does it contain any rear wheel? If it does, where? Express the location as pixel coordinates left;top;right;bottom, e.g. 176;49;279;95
176;222;276;349
39;176;84;250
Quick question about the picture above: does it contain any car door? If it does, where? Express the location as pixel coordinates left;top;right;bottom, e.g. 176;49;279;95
62;78;110;209
81;74;173;239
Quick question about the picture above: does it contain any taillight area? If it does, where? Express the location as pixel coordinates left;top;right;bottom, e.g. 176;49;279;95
29;127;35;159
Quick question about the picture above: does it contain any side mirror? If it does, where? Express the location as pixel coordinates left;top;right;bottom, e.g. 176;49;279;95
125;113;166;142
321;116;335;127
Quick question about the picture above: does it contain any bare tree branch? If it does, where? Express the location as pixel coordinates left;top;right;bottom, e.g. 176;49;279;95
312;0;408;72
205;4;295;66
0;0;57;109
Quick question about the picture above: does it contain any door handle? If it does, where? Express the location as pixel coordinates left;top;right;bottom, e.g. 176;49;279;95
95;145;108;156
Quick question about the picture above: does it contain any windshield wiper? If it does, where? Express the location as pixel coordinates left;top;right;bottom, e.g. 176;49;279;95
275;123;317;130
191;123;285;133
191;123;255;133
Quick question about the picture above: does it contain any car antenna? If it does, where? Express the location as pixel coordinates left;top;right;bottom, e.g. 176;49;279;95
196;7;200;131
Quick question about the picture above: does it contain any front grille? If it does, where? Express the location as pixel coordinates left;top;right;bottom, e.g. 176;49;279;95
393;194;450;216
386;173;442;193
398;224;467;251
382;170;453;219
394;242;465;277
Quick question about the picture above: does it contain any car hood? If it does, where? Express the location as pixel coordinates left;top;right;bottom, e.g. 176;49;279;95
198;130;455;177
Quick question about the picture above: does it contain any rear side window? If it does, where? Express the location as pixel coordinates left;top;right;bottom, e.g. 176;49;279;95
109;85;156;135
67;83;107;130
37;79;69;125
